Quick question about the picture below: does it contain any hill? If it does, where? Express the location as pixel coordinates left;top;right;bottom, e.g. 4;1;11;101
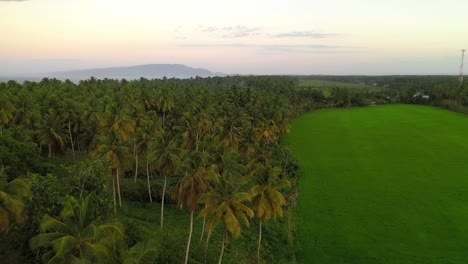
50;64;222;80
0;64;223;82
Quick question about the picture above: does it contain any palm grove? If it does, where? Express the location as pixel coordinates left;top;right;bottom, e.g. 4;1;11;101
0;76;305;264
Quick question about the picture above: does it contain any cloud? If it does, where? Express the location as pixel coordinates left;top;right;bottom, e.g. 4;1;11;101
30;58;80;62
198;25;261;38
271;31;340;38
0;0;28;1
178;43;359;54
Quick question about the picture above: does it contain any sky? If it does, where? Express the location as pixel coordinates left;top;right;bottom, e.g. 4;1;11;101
0;0;467;75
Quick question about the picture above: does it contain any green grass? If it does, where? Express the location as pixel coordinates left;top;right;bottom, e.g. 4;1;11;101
284;105;468;263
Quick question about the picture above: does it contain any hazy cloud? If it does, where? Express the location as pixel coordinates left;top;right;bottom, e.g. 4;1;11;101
271;31;340;38
178;43;358;54
198;25;261;38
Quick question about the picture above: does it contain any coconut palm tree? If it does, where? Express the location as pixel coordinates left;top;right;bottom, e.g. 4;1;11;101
35;108;68;158
135;113;161;202
151;133;181;228
155;89;174;129
95;139;132;211
171;151;216;264
0;91;15;135
0;171;31;234
30;194;124;263
199;168;253;264
249;162;290;261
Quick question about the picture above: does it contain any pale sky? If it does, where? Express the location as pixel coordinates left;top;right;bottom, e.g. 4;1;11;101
0;0;467;75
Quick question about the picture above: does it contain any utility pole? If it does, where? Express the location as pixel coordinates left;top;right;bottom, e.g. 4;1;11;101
459;49;466;86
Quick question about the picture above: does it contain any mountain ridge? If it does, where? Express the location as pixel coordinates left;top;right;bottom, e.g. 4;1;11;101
49;63;223;79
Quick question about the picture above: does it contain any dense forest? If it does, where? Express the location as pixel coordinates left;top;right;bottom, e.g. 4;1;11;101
0;75;463;263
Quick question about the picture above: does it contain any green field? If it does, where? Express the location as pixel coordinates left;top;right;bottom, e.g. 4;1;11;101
284;105;468;263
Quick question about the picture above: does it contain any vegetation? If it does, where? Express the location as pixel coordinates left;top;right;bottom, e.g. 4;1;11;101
0;76;305;263
285;105;468;263
1;74;466;263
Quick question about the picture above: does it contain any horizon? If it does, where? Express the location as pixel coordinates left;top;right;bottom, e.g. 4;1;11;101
1;0;467;76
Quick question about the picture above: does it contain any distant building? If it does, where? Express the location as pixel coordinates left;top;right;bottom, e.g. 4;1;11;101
413;91;429;100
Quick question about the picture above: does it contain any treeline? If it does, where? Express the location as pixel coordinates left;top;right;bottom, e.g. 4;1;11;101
298;75;468;112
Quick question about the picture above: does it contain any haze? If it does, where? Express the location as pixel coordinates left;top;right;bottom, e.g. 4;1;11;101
1;0;467;75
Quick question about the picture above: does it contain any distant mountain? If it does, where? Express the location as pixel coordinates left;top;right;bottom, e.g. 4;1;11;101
44;64;222;80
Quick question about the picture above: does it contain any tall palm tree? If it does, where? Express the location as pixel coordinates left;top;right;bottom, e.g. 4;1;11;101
36;108;68;158
199;170;253;264
0;91;15;135
151;133;181;228
135;113;161;203
30;194;124;263
155;89;174;129
171;151;216;264
96;139;132;211
0;172;31;234
249;162;290;261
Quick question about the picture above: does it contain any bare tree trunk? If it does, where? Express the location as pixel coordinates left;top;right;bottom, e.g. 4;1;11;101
184;210;194;264
117;168;122;208
257;220;262;263
204;230;211;263
134;152;139;182
160;175;167;228
200;217;206;243
48;143;52;158
146;160;152;203
112;169;117;213
218;226;226;264
200;203;207;242
68;121;75;161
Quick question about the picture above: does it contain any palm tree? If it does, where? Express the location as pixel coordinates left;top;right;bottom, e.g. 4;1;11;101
171;151;216;264
151;132;181;228
118;240;158;264
60;99;80;160
249;162;290;261
0;91;15;135
199;170;253;264
35;108;68;157
155;89;174;129
96;140;132;211
0;172;31;234
135;114;161;202
30;194;124;263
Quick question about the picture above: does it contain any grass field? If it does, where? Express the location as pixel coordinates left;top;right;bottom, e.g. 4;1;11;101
284;105;468;263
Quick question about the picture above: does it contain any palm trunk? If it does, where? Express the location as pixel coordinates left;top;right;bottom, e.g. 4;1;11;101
200;217;206;242
48;143;53;158
204;229;211;263
257;220;262;262
200;203;207;242
184;210;194;264
68;121;75;161
117;168;122;208
112;169;117;213
134;152;139;182
160;175;167;228
218;226;226;264
146;160;152;203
